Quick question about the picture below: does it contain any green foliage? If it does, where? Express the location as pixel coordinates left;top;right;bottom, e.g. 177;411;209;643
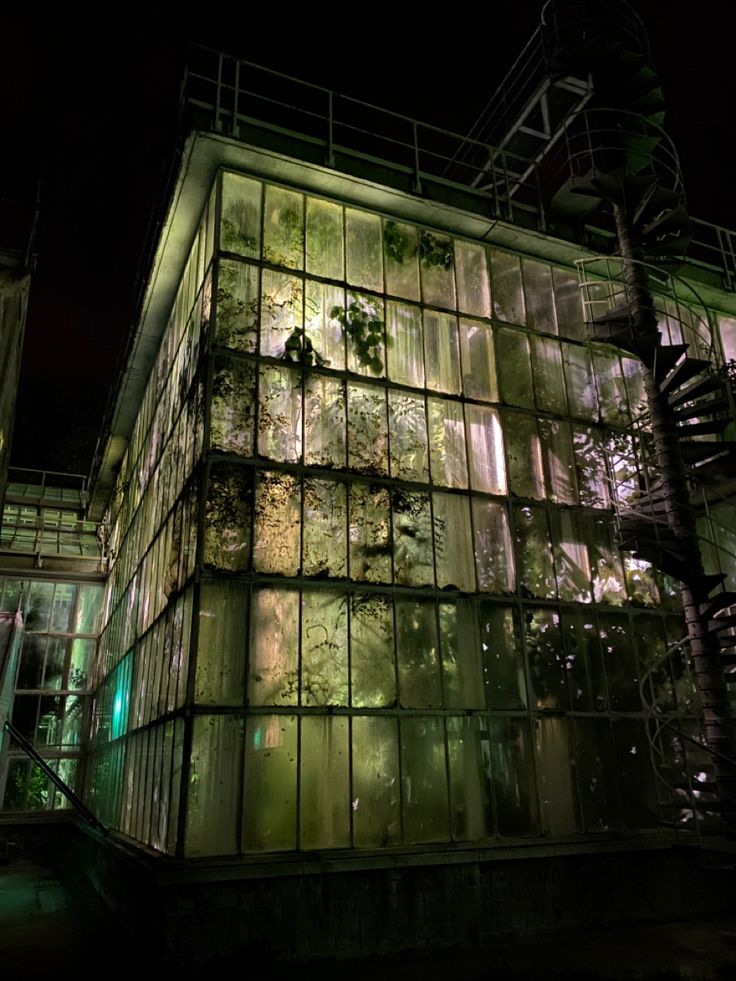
282;326;330;368
383;221;412;264
221;217;258;255
419;230;453;270
331;294;386;375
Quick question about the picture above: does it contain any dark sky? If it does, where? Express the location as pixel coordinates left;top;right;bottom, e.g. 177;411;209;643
3;4;734;476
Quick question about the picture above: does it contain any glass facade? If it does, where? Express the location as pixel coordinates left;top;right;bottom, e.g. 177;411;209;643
84;169;720;857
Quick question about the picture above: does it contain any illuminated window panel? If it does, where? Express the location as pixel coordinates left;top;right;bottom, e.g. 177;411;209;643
459;318;498;402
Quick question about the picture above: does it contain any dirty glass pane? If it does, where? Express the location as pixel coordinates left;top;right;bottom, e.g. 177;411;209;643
211;357;255;456
432;492;475;591
74;586;105;634
352;716;400;847
587;516;627;606
396;598;441;708
419;231;455;309
43;638;66;690
473;499;515;594
248;588;299;706
18;636;45;689
383;220;420;300
300;716;350;849
624;555;660;607
346;209;383;292
549;510;592;603
447;716;492;841
495;327;534;409
305;282;345;370
343;293;386;377
465;404;506;494
525;608;567;710
523;258;556;334
401;716;449;843
387;301;424;387
49;584;75;633
513;505;556;599
455;240;490;318
258;365;302;463
215;260;259;353
481;604;525;709
491;249;525;324
392;488;433;587
424;310;461;394
388;392;429;482
263;186;303;269
612;719;658;829
439;599;484;709
427;398;467;488
253;471;300;576
599;613;640;710
348;383;388;475
304;375;346;469
196;580;247;706
594;350;629;426
574;719;621;831
538;419;577;504
504;412;544;500
459;318;497;402
552;266;585;341
633;614;671;710
220;173;261;258
488;717;538;835
186;714;241;856
563;343;598;421
303;478;347;579
260;270;303;357
531;336;567;415
203;465;251;571
301;590;348;706
535;718;580;836
560;610;596;712
349;483;392;584
573;426;610;509
306;196;343;280
243;715;297;851
69;639;94;690
621;357;648;422
350;594;395;707
27;582;53;632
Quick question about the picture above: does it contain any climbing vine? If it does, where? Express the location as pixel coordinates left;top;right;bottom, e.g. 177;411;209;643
419;230;453;270
331;294;386;375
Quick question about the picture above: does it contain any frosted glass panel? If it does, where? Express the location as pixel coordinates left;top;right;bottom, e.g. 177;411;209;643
243;715;297;851
346;209;383;291
387;301;424;387
342;293;386;377
349;483;392;583
305;282;345;370
216;260;258;352
301;590;348;706
525;608;567;710
472;498;515;593
252;471;300;576
465;404;506;494
439;599;484;708
491;249;525;324
350;594;395;707
302;478;347;578
248;588;299;706
599;613;640;710
523;259;556;334
539;419;578;505
482;604;525;709
396;598;441;708
553;266;585;341
260;270;303;357
535;718;580;836
447;716;493;841
424;310;461;394
392;488;433;587
495;328;534;408
455;240;490;318
432;492;475;591
401;717;449;843
513;505;556;598
186;714;241;856
304;375;346;469
563;344;598;421
459;319;498;403
419;231;455;309
388;391;428;482
348;383;388;475
428;398;468;488
263;185;303;269
220;173;261;258
204;466;251;571
211;357;255;456
196;580;248;705
352;716;400;846
505;412;544;500
550;510;592;603
573;426;610;509
258;365;303;463
300;717;350;849
594;350;630;426
383;220;420;300
488;717;538;835
306;197;343;280
531;337;567;415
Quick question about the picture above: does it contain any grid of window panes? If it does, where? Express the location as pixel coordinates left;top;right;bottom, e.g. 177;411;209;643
85;188;215;849
1;577;103;812
182;171;700;857
1;502;99;556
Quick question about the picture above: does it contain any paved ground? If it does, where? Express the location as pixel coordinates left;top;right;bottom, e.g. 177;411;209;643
2;852;736;980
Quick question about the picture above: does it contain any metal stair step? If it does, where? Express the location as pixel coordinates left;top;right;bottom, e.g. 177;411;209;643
677;419;730;437
671;397;730;423
653;344;689;383
660;357;713;397
641;205;690;239
668;373;724;409
700;592;736;620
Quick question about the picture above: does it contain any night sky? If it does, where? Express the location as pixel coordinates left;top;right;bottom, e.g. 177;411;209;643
3;4;734;477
